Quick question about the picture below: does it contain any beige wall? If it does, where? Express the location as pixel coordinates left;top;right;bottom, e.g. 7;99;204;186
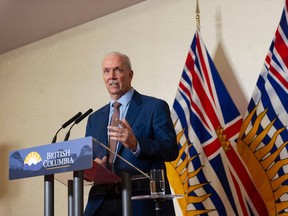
0;0;285;215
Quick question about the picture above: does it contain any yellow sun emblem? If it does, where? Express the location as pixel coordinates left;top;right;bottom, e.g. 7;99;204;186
24;151;42;166
166;121;214;215
237;106;288;215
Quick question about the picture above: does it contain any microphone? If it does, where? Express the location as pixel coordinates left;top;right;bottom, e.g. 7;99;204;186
62;112;83;129
51;112;82;143
75;108;93;124
64;108;93;141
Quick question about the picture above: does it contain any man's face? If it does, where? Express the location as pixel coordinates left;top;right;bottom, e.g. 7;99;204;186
102;54;133;100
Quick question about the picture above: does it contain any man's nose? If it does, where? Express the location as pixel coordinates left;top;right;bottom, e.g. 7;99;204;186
108;70;116;79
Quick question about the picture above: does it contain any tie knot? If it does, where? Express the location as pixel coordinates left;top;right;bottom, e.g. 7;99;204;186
113;101;121;109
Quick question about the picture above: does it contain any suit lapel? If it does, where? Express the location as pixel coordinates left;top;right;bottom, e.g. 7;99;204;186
125;92;142;126
99;104;110;146
117;90;142;153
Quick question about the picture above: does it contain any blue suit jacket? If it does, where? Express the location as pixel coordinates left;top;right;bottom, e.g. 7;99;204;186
84;90;178;216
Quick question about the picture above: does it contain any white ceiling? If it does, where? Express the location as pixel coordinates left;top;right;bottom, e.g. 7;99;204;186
0;0;145;55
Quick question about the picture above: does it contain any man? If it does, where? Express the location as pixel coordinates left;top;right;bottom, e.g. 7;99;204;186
84;51;179;216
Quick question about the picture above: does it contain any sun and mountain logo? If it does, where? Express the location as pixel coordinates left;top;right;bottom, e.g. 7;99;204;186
23;151;42;171
9;137;94;180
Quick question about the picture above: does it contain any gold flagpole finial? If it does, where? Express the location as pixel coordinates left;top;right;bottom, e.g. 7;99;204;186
196;0;200;31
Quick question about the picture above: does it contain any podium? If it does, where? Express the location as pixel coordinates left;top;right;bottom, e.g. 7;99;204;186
9;136;149;216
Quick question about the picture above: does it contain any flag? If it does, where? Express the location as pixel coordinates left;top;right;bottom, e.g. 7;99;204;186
237;1;288;215
166;30;268;215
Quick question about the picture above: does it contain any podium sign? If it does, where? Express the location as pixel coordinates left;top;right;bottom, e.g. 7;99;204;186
9;136;149;216
9;137;93;180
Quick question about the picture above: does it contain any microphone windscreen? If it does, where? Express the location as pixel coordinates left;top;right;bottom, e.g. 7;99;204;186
62;112;82;128
75;109;93;124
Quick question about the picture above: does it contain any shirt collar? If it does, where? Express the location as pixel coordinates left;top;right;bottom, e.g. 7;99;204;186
110;88;134;108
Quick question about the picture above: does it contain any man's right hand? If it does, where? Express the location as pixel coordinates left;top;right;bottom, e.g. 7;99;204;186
94;156;107;167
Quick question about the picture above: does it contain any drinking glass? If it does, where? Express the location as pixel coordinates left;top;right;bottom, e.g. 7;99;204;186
150;169;165;195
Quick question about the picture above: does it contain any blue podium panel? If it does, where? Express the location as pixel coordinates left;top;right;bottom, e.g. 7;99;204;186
9;137;94;180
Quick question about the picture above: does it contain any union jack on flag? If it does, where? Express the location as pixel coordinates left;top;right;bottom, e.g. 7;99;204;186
237;1;288;215
166;30;268;215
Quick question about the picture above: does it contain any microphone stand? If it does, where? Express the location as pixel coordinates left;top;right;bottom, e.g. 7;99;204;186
63;109;93;216
45;112;82;216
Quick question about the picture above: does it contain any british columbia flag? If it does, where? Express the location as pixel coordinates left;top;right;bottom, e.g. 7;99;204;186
166;30;268;215
237;1;288;215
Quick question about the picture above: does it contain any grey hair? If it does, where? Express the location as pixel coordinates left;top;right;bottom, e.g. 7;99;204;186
104;51;132;71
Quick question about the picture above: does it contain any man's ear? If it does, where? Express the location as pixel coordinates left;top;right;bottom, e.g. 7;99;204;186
129;70;134;79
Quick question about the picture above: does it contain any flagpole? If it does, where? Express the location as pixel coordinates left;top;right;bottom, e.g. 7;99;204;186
196;0;200;31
